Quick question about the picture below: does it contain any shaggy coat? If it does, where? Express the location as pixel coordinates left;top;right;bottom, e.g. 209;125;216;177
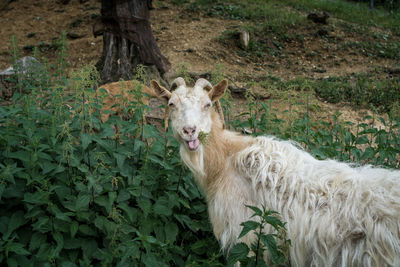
151;78;400;267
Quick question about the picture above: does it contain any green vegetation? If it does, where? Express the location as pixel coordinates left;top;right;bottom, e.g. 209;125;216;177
227;206;290;266
186;0;400;34
0;58;225;266
1;63;399;264
313;73;400;114
246;73;400;115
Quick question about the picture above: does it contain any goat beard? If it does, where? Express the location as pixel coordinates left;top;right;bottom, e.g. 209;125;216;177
180;143;206;179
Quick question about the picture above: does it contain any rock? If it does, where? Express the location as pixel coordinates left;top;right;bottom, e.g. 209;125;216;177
67;31;86;39
239;30;250;49
307;11;330;24
317;27;329;36
0;56;42;76
312;68;326;73
0;56;44;100
58;0;71;4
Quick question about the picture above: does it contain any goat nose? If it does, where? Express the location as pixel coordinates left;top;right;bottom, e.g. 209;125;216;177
183;126;196;136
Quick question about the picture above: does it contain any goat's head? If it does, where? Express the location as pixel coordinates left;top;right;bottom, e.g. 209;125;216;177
151;77;227;152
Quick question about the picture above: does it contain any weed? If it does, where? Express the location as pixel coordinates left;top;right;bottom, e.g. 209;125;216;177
176;62;193;84
227;205;291;266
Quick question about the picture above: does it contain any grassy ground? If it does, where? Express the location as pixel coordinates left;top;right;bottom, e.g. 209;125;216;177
180;0;400;115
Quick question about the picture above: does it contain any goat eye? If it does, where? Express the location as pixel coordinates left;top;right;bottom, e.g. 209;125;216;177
168;102;175;108
204;103;211;109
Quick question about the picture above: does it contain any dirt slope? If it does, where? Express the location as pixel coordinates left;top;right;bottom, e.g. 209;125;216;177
0;0;397;125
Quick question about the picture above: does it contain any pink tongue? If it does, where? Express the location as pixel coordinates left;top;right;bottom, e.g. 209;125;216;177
187;139;200;150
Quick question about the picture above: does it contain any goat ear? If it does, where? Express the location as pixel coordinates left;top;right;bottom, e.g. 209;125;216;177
209;80;227;102
150;80;171;101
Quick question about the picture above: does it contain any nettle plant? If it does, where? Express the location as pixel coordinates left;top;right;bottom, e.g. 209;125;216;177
227;205;290;267
0;41;225;265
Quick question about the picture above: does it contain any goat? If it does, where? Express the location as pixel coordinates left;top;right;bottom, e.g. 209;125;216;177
150;77;400;267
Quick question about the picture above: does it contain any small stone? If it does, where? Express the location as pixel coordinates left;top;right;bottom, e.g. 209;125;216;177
67;32;86;39
239;30;250;49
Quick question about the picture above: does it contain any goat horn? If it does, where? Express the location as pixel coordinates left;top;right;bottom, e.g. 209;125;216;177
171;77;186;91
194;78;213;91
215;100;225;129
163;105;169;132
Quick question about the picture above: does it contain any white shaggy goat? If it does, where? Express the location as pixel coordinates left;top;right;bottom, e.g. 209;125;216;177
150;77;400;267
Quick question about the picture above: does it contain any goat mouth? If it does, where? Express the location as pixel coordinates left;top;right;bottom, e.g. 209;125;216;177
185;138;200;151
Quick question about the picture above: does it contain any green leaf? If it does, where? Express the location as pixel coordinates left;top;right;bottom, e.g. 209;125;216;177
70;221;79;238
95;215;117;236
94;192;116;214
355;135;369;145
24;191;48;205
77;164;90;173
164;222;178;242
36;243;52;260
147;155;172;170
113;153;126;170
265;215;284;231
40;161;58;175
79;224;97;236
64;238;82;249
60;261;78;267
75;193;91;211
238;220;259;239
32;216;51;233
6;151;31;163
7;242;30;256
190;239;208;255
174;214;197;232
142;252;164;267
81;133;92;150
81;239;98;258
361;147;376;160
118;202;137;223
6;257;18;267
246;205;263;217
226;242;249;266
3;210;26;240
137;198;152;218
117;189;131;203
153;196;172;216
29;232;46;251
260;234;282;264
48;205;72;222
52;231;64;258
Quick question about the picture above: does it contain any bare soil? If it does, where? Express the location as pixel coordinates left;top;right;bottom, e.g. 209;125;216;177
0;0;397;127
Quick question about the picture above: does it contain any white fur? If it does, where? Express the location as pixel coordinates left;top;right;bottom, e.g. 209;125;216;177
157;78;400;266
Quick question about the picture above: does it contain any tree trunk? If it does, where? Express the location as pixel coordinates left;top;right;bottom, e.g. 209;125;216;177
95;0;170;84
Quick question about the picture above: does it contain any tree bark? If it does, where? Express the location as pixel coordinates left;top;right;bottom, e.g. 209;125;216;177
95;0;170;84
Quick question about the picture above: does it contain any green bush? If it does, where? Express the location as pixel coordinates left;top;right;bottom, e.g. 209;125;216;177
0;67;224;266
314;75;400;113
